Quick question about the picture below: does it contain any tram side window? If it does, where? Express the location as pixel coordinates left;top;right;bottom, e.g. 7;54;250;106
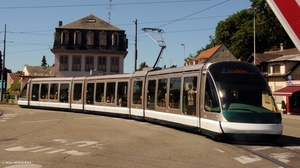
19;84;28;98
106;82;116;103
204;74;220;113
59;83;69;103
147;80;156;110
40;84;49;99
169;78;181;109
133;81;143;104
157;79;167;107
183;77;197;115
117;82;128;107
31;84;40;101
96;83;104;102
86;83;94;104
73;83;82;101
49;84;58;100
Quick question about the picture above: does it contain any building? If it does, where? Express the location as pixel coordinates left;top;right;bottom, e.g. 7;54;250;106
186;44;236;66
19;65;55;91
51;14;128;77
6;73;20;91
268;54;300;114
246;45;300;114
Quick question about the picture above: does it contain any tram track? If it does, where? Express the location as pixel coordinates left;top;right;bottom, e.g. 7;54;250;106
234;142;300;168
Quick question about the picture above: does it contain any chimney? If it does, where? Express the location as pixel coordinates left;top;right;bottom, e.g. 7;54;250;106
59;21;63;26
280;43;284;51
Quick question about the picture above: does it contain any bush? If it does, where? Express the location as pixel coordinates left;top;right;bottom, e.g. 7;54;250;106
281;100;286;110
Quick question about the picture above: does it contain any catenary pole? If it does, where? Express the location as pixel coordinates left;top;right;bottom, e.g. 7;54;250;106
0;24;6;102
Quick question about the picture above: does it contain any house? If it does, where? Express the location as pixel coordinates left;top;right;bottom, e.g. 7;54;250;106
246;44;300;114
186;44;236;66
268;54;300;114
19;66;55;90
6;73;20;91
51;14;128;77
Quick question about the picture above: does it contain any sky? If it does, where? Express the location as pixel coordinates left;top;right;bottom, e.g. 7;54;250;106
0;0;251;73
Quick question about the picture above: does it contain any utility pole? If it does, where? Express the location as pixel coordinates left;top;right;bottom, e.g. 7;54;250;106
133;19;137;72
0;24;6;102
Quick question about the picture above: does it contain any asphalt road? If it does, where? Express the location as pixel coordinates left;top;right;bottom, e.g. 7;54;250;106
1;105;300;168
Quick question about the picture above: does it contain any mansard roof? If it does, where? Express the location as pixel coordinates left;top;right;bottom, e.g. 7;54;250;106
58;14;123;31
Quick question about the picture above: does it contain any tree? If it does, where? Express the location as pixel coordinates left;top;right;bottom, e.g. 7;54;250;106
8;79;20;91
41;55;47;67
137;62;148;71
197;0;294;62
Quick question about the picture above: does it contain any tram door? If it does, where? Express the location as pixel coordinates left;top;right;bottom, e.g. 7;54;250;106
130;78;144;119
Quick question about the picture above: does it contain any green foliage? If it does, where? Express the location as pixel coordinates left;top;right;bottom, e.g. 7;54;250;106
137;62;148;71
9;79;20;91
281;100;286;110
194;0;294;62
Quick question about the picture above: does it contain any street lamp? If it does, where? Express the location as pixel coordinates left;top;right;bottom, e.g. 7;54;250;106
248;7;256;66
181;43;185;65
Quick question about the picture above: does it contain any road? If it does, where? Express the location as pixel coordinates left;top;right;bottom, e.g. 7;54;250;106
0;105;300;168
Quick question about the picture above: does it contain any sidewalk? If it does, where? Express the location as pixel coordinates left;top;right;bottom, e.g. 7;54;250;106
281;113;300;120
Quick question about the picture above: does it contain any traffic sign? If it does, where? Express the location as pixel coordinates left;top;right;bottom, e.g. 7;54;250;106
267;0;300;52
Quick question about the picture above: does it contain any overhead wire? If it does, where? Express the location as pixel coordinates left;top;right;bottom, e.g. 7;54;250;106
2;0;229;52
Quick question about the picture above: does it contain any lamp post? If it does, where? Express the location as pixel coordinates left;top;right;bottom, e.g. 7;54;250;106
248;7;256;66
181;43;185;65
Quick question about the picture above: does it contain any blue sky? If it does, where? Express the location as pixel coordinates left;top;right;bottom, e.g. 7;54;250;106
0;0;251;73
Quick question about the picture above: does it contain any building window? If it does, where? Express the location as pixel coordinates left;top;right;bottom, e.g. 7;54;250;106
72;55;81;71
59;55;68;71
85;56;94;71
99;31;107;46
112;32;119;46
272;64;281;74
97;56;106;72
110;57;119;73
61;30;69;44
87;31;94;45
74;31;82;44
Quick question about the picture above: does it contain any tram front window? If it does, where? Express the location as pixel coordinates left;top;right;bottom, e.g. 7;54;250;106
208;62;278;114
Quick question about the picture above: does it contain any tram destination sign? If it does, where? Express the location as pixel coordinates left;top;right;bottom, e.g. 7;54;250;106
266;0;300;52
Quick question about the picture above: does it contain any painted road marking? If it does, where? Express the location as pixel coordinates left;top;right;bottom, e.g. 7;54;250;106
47;149;67;154
252;146;272;151
1;114;17;122
6;146;44;152
30;147;53;153
62;150;90;156
21;119;61;124
269;152;293;163
234;155;262;164
284;146;300;150
53;139;98;147
5;139;100;157
3;164;42;168
214;148;224;153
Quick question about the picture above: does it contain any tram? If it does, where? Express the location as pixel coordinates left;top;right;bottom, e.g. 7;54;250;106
18;61;283;142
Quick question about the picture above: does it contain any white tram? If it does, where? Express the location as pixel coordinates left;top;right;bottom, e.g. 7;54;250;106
18;61;283;142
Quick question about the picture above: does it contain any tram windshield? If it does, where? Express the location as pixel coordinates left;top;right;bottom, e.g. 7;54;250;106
208;62;279;116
